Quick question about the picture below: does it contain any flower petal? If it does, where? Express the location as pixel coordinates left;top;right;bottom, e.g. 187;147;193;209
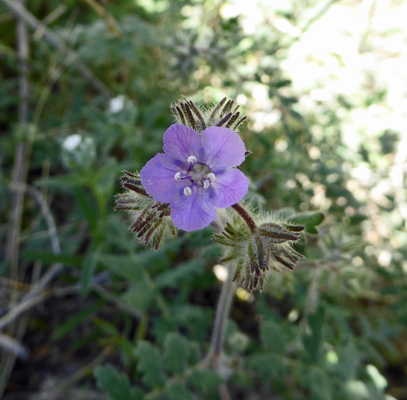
163;124;202;165
140;153;187;203
211;168;249;208
201;127;246;169
170;187;217;232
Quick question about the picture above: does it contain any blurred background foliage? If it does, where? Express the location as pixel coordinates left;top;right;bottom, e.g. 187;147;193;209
0;0;406;399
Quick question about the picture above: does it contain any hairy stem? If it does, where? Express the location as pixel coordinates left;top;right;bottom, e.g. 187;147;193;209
208;265;235;361
232;203;257;233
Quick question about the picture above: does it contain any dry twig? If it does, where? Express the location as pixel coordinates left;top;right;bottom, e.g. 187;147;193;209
0;0;111;97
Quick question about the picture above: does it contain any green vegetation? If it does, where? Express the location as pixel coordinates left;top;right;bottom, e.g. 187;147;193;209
1;0;406;399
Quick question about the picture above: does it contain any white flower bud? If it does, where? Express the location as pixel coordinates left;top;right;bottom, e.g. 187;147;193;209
187;155;197;163
183;187;192;196
203;180;210;189
174;172;181;181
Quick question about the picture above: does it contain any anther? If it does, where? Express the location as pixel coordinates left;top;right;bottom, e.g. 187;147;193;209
174;172;181;181
187;155;197;163
203;180;210;189
183;187;192;196
207;172;216;182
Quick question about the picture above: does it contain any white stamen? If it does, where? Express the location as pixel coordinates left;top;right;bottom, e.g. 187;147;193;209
207;172;216;182
183;187;192;196
174;172;181;181
187;155;197;163
203;180;210;189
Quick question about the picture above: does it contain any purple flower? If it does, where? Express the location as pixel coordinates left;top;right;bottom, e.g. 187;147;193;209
140;124;249;232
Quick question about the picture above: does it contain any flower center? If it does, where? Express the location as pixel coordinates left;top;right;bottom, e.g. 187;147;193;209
174;155;216;195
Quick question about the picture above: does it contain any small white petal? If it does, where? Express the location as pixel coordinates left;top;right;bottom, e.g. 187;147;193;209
187;155;197;163
109;95;125;113
203;180;210;189
207;172;216;182
183;187;192;196
174;172;181;181
62;134;82;151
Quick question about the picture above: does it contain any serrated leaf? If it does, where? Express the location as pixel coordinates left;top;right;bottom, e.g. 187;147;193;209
94;364;143;400
334;343;358;380
305;368;332;400
170;305;212;342
187;369;222;393
187;341;200;366
122;279;156;313
163;381;197;400
246;353;286;379
163;333;189;374
260;321;286;354
136;341;165;388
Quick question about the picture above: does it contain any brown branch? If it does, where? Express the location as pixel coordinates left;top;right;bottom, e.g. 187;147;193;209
82;0;123;38
2;183;64;309
0;332;28;360
0;4;30;393
0;0;111;97
4;0;29;269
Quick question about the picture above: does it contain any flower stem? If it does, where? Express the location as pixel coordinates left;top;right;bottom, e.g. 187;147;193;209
207;265;235;362
232;203;257;233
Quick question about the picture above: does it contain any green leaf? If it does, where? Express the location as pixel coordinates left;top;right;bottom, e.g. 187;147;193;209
155;260;205;288
94;364;143;400
170;305;212;342
23;250;82;267
290;211;325;234
81;245;101;295
136;341;165;388
122;279;156;313
260;321;286;354
0;43;16;58
163;381;197;400
186;341;200;366
93;317;119;336
246;353;286;379
74;187;99;236
334;343;358;380
53;300;104;340
163;332;189;374
98;254;143;282
303;306;325;362
187;369;222;393
305;368;332;400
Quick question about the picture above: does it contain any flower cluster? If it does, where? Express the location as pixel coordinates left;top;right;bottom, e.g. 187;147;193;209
116;98;307;291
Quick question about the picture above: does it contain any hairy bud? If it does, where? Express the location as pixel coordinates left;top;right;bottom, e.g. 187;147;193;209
115;171;177;249
171;97;247;134
213;207;305;292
